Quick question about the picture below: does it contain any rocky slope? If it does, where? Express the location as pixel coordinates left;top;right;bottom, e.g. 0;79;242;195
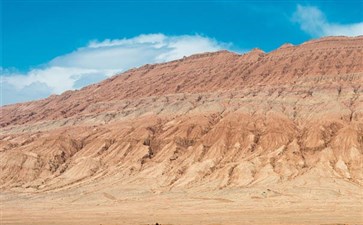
1;36;363;224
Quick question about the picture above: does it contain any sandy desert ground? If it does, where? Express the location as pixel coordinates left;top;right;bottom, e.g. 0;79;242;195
1;180;362;225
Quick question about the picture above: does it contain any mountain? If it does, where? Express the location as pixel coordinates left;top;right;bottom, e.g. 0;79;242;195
1;36;363;225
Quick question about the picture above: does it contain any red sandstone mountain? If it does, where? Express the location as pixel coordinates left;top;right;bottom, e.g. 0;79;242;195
1;36;363;225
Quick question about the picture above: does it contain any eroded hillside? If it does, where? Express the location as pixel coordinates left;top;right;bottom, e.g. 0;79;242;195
1;36;362;225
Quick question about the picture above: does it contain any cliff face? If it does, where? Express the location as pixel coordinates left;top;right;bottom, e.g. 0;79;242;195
1;37;363;223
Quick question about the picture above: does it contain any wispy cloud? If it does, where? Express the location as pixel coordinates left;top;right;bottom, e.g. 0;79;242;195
293;5;363;37
1;34;229;105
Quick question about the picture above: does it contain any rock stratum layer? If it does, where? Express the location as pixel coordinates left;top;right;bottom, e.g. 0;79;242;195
1;36;363;225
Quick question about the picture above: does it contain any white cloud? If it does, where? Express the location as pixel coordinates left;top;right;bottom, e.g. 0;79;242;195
293;5;363;37
1;34;228;105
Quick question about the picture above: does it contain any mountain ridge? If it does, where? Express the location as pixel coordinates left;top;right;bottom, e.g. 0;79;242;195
2;36;363;128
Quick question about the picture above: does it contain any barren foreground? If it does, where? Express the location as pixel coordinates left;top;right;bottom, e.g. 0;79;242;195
1;182;362;225
1;36;363;224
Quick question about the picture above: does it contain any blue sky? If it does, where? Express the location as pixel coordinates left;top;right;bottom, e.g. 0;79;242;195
1;0;363;105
